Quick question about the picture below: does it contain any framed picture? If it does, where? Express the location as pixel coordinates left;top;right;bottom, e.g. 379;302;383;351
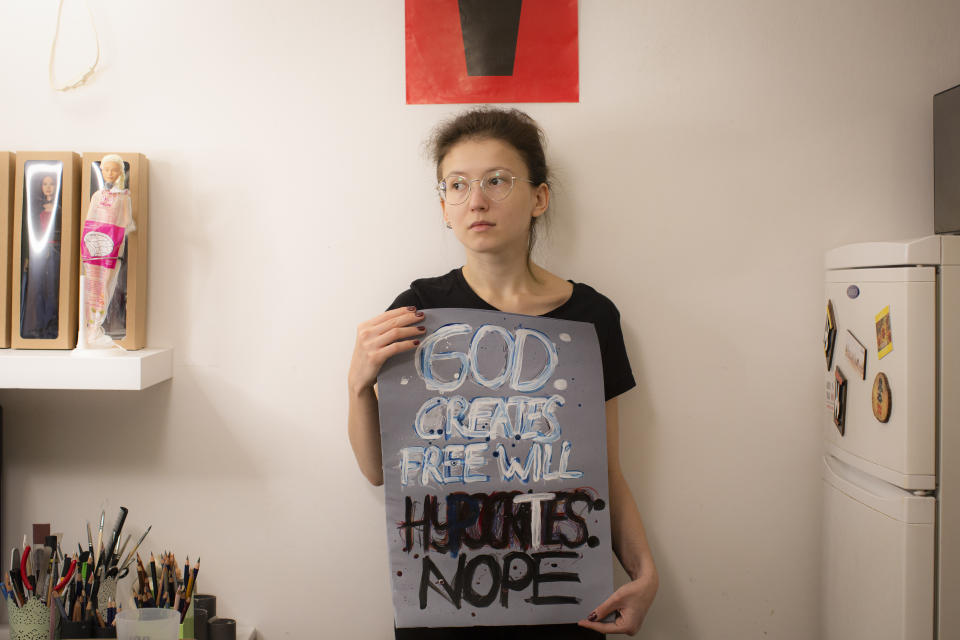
844;330;866;380
824;300;837;370
405;0;579;104
833;367;847;435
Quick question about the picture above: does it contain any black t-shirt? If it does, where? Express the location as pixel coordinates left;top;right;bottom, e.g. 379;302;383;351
386;268;634;640
388;268;636;402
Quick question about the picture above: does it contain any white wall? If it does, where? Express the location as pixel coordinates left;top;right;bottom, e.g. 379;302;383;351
1;1;958;638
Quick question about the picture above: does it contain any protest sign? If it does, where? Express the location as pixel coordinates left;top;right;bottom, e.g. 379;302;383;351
378;308;613;627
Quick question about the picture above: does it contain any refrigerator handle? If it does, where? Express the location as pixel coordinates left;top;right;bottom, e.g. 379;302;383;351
822;454;912;515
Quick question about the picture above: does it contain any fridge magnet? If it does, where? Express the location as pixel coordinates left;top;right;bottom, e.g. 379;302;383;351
824;300;837;370
833;367;847;435
875;306;893;359
824;378;835;412
872;372;891;423
405;0;579;104
844;330;867;380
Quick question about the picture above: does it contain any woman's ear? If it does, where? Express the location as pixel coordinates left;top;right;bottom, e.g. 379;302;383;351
531;183;550;218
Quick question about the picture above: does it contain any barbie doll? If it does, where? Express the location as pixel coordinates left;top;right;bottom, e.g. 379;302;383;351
20;170;62;339
79;154;134;348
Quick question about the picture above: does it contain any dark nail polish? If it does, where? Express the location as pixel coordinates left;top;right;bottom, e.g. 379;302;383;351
406;306;416;311
416;311;425;318
417;326;426;331
587;612;597;621
413;340;420;346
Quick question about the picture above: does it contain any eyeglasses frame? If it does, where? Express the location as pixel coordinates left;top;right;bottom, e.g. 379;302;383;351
437;171;536;205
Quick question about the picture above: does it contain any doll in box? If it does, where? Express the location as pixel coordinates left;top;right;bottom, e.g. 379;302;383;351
80;154;134;347
20;171;63;339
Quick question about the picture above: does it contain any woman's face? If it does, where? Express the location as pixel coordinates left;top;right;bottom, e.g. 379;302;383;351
439;137;548;257
40;176;55;198
100;161;122;186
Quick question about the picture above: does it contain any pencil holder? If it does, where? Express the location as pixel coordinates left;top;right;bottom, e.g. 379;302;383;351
207;617;235;640
178;598;195;639
5;597;55;640
58;619;93;639
191;594;215;619
97;576;118;621
193;606;209;640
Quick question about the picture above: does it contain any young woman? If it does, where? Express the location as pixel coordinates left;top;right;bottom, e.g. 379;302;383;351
348;108;658;639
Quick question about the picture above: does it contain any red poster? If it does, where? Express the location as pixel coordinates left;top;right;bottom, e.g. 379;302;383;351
405;0;579;104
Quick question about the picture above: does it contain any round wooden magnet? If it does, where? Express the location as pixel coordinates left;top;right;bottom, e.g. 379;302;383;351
872;372;891;423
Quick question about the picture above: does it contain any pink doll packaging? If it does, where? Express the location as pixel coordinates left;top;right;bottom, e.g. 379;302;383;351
79;152;149;350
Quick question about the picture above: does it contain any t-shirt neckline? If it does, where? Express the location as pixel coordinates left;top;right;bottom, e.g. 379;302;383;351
453;267;577;318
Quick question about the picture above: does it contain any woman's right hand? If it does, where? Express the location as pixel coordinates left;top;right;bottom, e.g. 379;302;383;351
348;306;426;394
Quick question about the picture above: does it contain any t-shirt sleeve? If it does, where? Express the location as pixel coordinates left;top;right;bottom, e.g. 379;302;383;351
600;303;636;401
386;289;421;312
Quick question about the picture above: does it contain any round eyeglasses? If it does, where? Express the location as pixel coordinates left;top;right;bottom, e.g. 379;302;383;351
437;170;534;205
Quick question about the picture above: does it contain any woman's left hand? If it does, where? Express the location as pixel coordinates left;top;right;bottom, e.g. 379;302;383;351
577;568;659;636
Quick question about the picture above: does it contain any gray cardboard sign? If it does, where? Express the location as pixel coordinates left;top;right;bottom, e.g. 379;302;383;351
377;308;614;628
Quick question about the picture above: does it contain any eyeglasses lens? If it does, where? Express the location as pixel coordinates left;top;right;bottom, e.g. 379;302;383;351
440;171;516;205
441;177;470;204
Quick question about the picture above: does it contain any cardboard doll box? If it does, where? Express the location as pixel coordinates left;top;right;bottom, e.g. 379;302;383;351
81;152;149;350
11;151;81;349
0;152;12;348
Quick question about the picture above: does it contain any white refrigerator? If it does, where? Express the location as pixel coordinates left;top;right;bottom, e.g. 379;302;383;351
822;235;960;640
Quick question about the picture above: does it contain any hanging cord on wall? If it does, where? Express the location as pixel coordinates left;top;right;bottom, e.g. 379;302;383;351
49;0;101;92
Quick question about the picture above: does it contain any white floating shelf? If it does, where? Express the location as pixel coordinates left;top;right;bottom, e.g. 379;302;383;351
0;347;173;390
0;623;256;639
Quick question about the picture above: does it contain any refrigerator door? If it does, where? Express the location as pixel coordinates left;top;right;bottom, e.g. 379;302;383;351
824;267;936;489
939;263;960;639
821;455;935;640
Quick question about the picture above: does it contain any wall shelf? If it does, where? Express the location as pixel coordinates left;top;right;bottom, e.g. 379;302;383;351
0;622;257;639
0;348;173;390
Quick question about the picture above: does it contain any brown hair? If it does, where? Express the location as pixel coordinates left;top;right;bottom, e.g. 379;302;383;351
429;107;550;264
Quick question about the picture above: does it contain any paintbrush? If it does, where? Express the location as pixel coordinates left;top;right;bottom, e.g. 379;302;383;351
120;525;151;571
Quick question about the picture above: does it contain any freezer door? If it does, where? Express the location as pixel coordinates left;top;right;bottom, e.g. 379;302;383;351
821;455;935;640
824;267;936;489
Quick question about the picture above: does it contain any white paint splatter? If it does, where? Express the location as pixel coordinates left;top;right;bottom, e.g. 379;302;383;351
559;333;572;342
513;493;556;550
553;379;568;390
400;377;409;385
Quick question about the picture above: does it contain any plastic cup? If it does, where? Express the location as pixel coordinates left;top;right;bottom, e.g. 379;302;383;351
116;608;180;640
